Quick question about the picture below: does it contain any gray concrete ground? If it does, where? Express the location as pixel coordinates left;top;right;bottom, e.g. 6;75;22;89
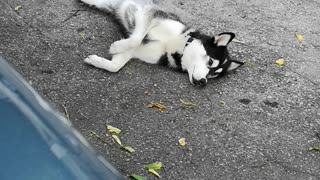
1;0;320;179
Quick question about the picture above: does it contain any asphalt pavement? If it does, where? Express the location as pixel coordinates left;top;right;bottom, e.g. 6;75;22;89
1;0;320;179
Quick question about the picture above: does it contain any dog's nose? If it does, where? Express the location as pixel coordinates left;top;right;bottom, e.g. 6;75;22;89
199;78;207;86
193;77;207;86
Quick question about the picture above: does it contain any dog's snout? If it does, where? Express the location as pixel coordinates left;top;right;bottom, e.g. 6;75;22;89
192;77;207;86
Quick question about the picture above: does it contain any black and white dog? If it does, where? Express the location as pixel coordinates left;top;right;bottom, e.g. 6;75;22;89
81;0;243;86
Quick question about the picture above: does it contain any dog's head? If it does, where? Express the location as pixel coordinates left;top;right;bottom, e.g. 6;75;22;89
181;32;243;86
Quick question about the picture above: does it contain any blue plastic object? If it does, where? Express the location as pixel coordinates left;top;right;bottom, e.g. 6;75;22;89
0;57;125;180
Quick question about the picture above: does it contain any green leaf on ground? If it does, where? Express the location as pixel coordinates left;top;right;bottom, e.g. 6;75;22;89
79;31;85;39
275;58;285;66
120;146;135;153
243;60;256;70
145;162;162;170
178;138;186;147
307;147;320;151
295;33;303;42
112;135;122;146
219;101;226;107
148;169;161;178
88;131;98;139
106;125;122;134
129;174;146;180
14;5;22;11
180;99;197;107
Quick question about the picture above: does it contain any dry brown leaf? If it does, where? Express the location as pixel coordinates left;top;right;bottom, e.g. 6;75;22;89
147;102;166;111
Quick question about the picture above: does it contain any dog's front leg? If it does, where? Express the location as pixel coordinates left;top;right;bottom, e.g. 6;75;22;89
109;10;152;54
84;51;132;72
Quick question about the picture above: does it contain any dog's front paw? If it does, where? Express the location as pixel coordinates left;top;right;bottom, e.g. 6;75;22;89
109;39;140;54
84;54;106;68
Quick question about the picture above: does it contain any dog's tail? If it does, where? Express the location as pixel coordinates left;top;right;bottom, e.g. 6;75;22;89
80;0;122;11
81;0;158;11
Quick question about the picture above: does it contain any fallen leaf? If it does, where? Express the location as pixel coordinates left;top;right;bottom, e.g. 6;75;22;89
148;169;161;178
275;58;285;66
106;125;122;134
129;174;146;180
79;31;85;39
243;60;256;70
307;147;320;151
180;99;197;107
14;5;22;11
120;146;135;153
178;138;186;146
88;131;98;139
219;101;226;107
295;33;303;42
112;135;122;146
147;102;166;111
145;162;162;170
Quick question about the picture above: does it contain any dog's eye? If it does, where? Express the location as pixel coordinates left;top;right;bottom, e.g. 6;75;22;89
209;59;213;66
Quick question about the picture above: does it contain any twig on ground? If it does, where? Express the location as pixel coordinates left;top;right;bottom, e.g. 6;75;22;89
80;113;89;119
232;39;246;44
62;9;86;23
62;104;70;120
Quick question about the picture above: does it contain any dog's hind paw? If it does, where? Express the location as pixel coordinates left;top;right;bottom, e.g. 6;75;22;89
109;38;139;54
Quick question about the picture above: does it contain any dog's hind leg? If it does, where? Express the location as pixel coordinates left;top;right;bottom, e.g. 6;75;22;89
84;52;132;72
109;3;153;54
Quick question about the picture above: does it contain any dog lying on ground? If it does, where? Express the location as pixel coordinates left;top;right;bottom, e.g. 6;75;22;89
81;0;243;86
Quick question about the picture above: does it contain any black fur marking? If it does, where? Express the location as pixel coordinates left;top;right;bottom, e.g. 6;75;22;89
158;53;169;66
189;31;227;60
142;35;157;44
209;62;229;77
171;52;183;71
124;4;138;32
185;37;194;47
111;15;130;38
142;37;152;44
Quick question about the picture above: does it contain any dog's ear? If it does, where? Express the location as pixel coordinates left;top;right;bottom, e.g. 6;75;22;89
228;60;244;71
213;32;235;46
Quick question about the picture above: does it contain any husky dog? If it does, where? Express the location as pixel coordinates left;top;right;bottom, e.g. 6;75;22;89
81;0;243;86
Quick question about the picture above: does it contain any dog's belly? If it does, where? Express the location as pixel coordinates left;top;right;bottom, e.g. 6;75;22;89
133;41;165;64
